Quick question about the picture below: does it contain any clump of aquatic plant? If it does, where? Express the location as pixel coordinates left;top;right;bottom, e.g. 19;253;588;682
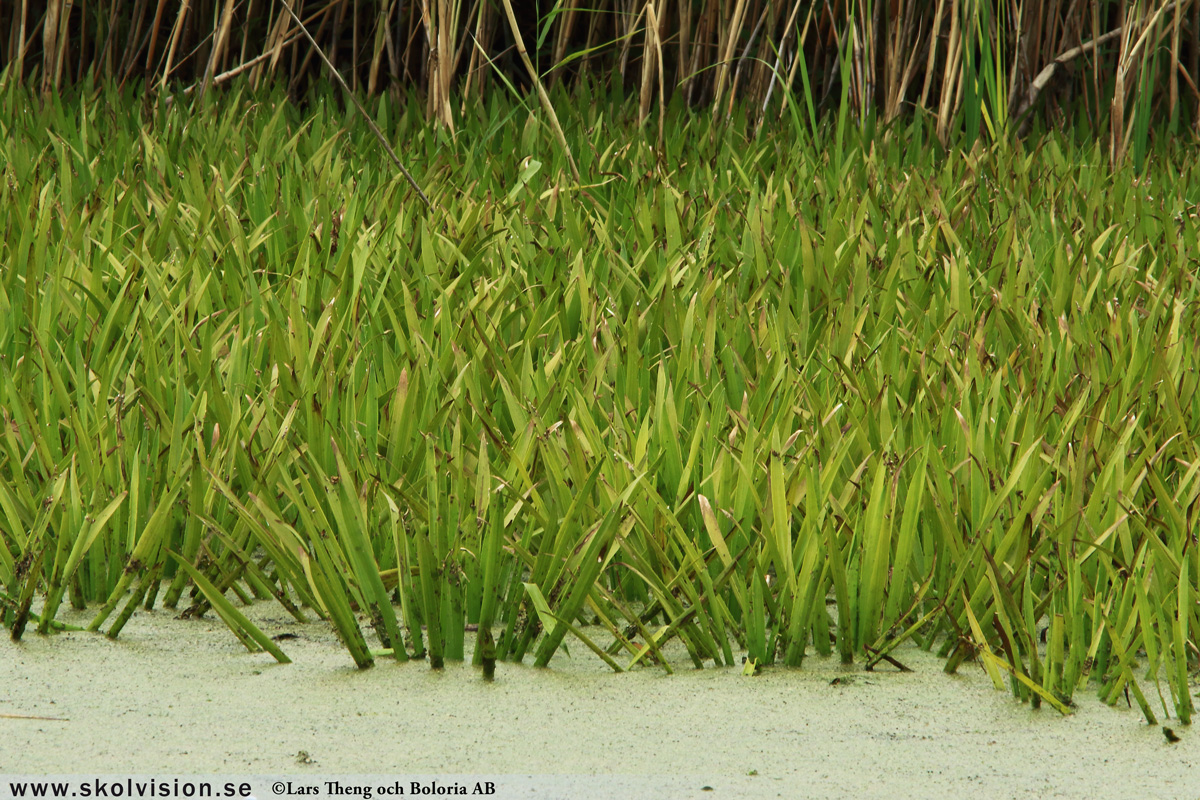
0;80;1198;725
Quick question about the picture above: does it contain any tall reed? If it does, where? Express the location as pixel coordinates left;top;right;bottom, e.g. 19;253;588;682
1;1;1198;151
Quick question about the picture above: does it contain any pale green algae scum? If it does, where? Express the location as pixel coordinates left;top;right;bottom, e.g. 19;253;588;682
3;602;1196;800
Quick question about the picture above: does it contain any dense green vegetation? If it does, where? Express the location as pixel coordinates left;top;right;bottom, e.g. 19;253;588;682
2;82;1198;724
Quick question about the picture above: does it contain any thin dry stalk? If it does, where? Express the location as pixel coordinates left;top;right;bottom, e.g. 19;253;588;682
498;0;582;184
240;0;256;67
727;3;768;119
936;0;963;144
650;0;666;149
639;0;667;148
678;0;691;92
1006;0;1026;114
710;0;749;118
440;0;459;122
158;0;192;92
1192;0;1199;126
1012;25;1124;127
579;1;601;81
400;0;418;84
420;0;455;131
880;0;922;122
368;0;393;95
1110;3;1134;160
185;28;305;93
111;0;144;78
748;1;786;105
780;3;817;115
762;0;806;114
41;0;61;95
688;0;718;105
919;0;947;110
459;0;491;105
289;1;335;96
385;0;399;82
144;0;169;79
1169;0;1181;122
328;0;345;80
639;3;655;125
15;0;28;82
75;0;85;83
200;0;237;98
870;0;885;112
97;0;121;75
52;0;71;91
1112;0;1187;159
256;7;291;85
278;0;435;210
449;0;478;79
619;1;645;82
550;0;581;88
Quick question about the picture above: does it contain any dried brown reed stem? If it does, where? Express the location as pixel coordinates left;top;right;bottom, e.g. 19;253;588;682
278;0;434;210
1011;26;1125;128
498;0;582;184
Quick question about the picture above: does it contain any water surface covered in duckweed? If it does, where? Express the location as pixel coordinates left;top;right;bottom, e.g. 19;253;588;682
3;602;1195;799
